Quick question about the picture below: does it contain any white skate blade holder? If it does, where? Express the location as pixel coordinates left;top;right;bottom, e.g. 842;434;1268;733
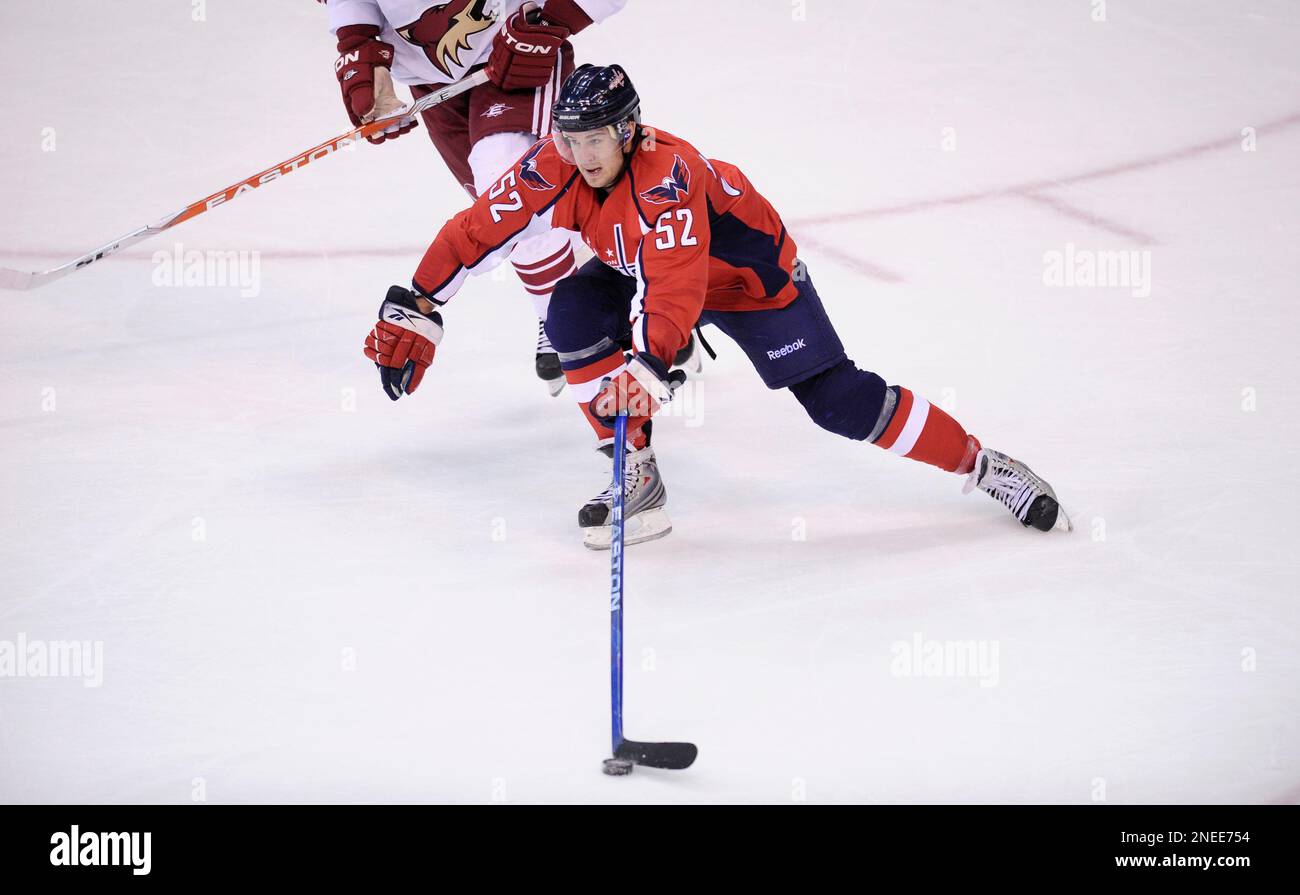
583;507;672;550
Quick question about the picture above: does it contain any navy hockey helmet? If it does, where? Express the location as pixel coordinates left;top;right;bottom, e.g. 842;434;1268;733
551;64;641;135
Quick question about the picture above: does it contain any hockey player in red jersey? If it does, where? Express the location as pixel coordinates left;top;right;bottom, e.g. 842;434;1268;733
363;64;1071;547
319;0;693;397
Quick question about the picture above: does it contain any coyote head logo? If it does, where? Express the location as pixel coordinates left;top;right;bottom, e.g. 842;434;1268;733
398;0;499;79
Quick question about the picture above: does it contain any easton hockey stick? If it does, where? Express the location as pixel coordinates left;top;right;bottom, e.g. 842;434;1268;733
0;70;491;292
602;413;698;776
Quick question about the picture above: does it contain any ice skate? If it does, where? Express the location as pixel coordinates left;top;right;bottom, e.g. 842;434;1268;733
535;320;565;397
581;436;672;549
963;448;1072;532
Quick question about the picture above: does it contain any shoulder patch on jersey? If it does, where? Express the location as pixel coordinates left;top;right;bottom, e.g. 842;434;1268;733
638;154;691;205
519;141;557;191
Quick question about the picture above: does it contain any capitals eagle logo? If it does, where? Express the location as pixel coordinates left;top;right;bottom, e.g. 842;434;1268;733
639;155;691;205
519;142;556;191
397;0;498;79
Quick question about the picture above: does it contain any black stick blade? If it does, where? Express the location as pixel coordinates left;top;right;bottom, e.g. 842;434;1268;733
615;739;698;770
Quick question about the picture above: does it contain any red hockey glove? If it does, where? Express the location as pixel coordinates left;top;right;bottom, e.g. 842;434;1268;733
364;286;444;401
590;354;686;426
334;24;417;145
486;5;571;92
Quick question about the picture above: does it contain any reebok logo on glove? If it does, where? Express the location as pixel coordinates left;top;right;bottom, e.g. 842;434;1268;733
364;286;444;401
766;339;807;360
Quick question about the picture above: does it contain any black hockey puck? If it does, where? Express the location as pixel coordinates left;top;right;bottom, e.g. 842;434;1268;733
602;758;634;776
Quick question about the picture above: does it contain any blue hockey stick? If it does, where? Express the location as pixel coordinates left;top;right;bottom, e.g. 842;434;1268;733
602;413;698;776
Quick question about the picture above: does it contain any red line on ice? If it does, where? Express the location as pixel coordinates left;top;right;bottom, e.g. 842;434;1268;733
795;233;905;283
1014;191;1159;246
4;113;1295;276
788;111;1300;229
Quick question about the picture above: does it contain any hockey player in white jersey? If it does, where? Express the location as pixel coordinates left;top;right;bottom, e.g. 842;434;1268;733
320;0;686;396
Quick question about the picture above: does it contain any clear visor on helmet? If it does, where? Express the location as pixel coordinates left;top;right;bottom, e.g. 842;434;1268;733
553;122;631;166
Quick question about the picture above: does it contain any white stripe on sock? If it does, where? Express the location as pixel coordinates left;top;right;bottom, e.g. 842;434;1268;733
889;396;930;457
569;362;627;402
520;265;578;294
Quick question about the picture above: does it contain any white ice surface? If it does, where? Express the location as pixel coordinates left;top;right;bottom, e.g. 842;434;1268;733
0;0;1297;803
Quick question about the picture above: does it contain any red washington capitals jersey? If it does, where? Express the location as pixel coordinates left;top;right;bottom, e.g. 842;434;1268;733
412;127;800;361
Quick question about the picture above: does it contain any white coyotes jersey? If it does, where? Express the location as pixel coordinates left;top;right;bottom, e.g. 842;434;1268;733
324;0;627;87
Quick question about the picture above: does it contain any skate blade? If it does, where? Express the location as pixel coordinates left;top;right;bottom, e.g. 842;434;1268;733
545;377;565;397
582;507;672;550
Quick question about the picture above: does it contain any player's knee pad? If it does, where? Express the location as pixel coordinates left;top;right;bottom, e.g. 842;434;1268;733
788;358;888;441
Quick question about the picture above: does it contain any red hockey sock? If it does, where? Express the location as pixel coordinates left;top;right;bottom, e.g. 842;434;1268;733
873;387;980;474
513;243;577;316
